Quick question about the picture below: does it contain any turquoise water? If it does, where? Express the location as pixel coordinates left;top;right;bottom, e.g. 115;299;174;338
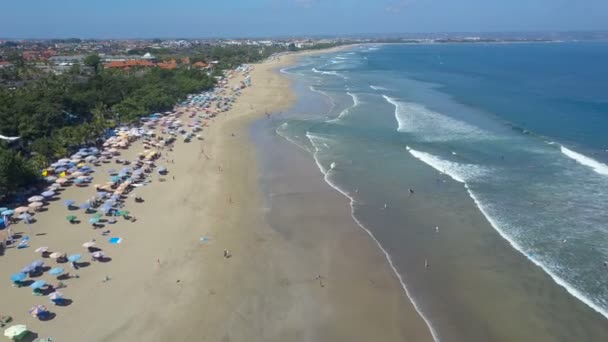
276;42;608;340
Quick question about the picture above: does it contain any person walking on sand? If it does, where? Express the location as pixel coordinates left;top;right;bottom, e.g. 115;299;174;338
425;259;429;269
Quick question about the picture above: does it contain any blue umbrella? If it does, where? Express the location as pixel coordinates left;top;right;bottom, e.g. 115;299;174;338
67;254;81;262
1;209;14;216
110;175;121;183
108;169;117;175
41;191;55;198
89;217;100;224
21;266;34;274
120;167;131;174
30;280;47;289
49;267;64;276
55;167;67;172
74;178;85;184
80;203;91;210
64;200;76;207
30;260;44;268
10;273;27;282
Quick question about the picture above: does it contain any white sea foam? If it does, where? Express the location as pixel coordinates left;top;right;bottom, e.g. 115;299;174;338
561;146;608;176
383;95;490;142
328;92;361;122
407;147;608;320
370;85;389;91
305;132;440;341
406;148;488;183
308;85;337;117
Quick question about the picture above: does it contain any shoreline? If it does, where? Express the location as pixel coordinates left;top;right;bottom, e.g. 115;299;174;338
0;46;433;341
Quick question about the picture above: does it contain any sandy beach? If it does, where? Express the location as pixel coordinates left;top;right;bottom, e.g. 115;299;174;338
0;47;434;341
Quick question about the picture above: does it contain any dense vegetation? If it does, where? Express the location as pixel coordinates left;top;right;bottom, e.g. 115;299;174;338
0;62;215;196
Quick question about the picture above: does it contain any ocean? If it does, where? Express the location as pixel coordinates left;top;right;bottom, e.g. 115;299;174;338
271;42;608;341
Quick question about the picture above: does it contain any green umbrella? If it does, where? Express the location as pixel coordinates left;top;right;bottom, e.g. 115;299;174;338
92;213;103;219
66;215;77;222
4;324;28;339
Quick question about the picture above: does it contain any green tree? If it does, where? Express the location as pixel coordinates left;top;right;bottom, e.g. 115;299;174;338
84;54;102;74
0;147;38;195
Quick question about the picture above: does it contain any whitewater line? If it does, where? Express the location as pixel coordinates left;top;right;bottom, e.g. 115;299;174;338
305;133;441;342
560;145;608;176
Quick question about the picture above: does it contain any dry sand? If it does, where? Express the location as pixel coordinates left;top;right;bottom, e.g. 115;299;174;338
0;48;434;341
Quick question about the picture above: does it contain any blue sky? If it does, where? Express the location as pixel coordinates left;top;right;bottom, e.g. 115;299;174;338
1;0;607;38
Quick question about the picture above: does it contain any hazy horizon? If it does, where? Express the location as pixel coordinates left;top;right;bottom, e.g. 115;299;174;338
1;0;607;39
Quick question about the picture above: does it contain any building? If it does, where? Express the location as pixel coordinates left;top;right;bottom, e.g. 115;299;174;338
48;55;86;65
104;60;155;69
0;61;14;69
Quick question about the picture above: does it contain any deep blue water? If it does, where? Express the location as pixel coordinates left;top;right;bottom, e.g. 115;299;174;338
277;42;608;339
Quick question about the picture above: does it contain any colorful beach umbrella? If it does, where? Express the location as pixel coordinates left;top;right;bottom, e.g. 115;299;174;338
67;254;81;262
28;202;44;209
29;260;44;268
41;190;55;198
29;280;46;289
10;273;27;282
3;325;28;339
49;267;64;276
28;196;44;203
14;206;30;214
48;291;63;301
29;305;47;317
34;247;49;253
18;213;32;221
92;251;105;259
82;241;96;248
1;209;14;216
49;252;65;259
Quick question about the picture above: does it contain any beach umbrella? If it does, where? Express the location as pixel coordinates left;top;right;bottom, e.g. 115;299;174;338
79;203;91;210
29;305;47;317
64;200;76;207
48;291;63;301
65;215;77;222
29;260;44;268
71;171;84;177
41;190;55;198
28;195;44;203
49;267;64;276
89;217;100;225
1;209;14;216
0;207;7;213
110;175;121;183
14;206;30;214
92;213;103;219
73;178;85;184
18;213;33;221
3;325;28;339
34;247;49;253
28;202;43;209
29;280;46;289
10;273;27;282
21;265;34;274
55;167;67;172
92;251;105;259
67;254;81;262
82;241;96;248
55;177;69;184
49;252;65;259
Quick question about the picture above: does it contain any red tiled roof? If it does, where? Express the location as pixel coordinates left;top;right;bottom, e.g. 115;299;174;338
192;61;209;68
157;59;177;70
104;60;155;69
